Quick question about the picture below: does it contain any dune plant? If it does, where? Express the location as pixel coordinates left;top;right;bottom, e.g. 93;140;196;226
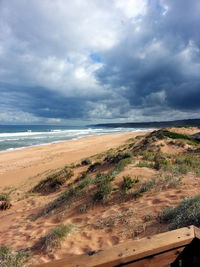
121;176;139;192
32;168;74;193
39;176;94;216
0;193;11;210
0;246;28;267
42;224;75;252
160;195;200;229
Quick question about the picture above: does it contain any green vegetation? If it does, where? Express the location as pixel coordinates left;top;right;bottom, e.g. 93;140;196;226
140;151;157;161
143;214;153;222
162;130;192;140
132;174;181;198
121;176;139;192
104;152;131;164
153;153;171;170
93;183;114;202
87;161;102;172
32;167;74;193
77;204;88;213
42;224;75;252
111;157;133;176
160;195;200;230
0;193;11;210
81;158;91;166
133;178;157;198
40;175;94;216
158;153;200;175
0;246;28;267
0;193;9;201
136;160;154;168
93;173;115;202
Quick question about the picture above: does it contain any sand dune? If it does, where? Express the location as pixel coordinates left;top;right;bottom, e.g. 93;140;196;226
0;132;146;188
1;128;200;266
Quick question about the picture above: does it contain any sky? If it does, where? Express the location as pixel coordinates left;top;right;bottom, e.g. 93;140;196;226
0;0;200;125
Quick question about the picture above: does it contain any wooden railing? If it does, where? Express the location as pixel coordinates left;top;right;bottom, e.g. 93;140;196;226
36;225;200;267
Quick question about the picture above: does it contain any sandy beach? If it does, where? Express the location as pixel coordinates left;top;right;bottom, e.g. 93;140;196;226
1;127;200;266
0;131;147;188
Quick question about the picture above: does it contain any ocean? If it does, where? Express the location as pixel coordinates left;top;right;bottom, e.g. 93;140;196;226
0;125;147;153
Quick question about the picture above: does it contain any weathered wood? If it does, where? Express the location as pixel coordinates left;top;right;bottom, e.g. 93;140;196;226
121;247;184;267
194;226;200;239
36;226;194;267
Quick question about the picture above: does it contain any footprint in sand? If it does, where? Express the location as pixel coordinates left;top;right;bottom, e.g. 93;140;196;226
72;217;83;223
152;199;164;204
82;232;92;240
111;236;119;245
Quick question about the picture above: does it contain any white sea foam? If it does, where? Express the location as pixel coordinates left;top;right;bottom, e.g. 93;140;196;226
0;127;149;153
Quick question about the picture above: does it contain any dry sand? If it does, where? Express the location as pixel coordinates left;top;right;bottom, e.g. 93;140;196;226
1;128;200;266
0;131;147;188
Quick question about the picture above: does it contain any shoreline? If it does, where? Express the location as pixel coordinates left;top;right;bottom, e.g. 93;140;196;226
0;130;150;188
0;128;151;154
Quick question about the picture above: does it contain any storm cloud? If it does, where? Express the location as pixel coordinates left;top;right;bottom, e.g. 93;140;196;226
0;0;200;123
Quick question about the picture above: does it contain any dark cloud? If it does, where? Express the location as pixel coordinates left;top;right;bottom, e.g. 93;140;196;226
0;82;88;120
0;0;200;123
96;0;200;116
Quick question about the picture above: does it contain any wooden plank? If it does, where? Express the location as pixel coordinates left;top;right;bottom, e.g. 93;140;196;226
36;226;194;267
122;247;184;267
194;226;200;240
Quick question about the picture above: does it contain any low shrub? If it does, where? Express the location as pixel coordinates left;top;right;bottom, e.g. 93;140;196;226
0;246;28;267
93;183;114;202
32;168;74;193
133;178;156;198
42;224;75;252
40;176;94;216
136;161;154;168
104;152;131;164
87;162;102;172
160;195;200;229
143;214;153;222
111;157;133;176
121;176;139;192
0;193;9;201
153;153;170;170
81;158;91;166
0;193;11;210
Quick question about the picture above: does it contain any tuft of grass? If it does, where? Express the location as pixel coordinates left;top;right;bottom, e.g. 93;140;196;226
0;193;11;210
143;214;153;222
42;224;75;252
136;161;154;168
0;193;9;201
160;195;200;229
138;178;156;193
32;168;74;194
0;246;29;267
104;152;131;164
39;176;94;216
121;176;139;192
111;157;133;176
81;158;91;166
77;204;89;213
140;151;157;161
93;183;114;202
159;153;200;175
153;153;171;170
87;162;102;173
93;173;115;202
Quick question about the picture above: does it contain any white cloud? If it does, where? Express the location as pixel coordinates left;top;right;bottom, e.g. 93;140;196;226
0;0;200;123
115;0;147;18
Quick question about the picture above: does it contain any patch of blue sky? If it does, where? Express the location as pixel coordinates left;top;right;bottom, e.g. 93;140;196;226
90;53;103;63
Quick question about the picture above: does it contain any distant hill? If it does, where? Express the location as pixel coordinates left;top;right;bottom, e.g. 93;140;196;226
92;119;200;128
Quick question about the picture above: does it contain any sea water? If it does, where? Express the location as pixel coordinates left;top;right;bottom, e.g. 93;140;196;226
0;125;146;152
